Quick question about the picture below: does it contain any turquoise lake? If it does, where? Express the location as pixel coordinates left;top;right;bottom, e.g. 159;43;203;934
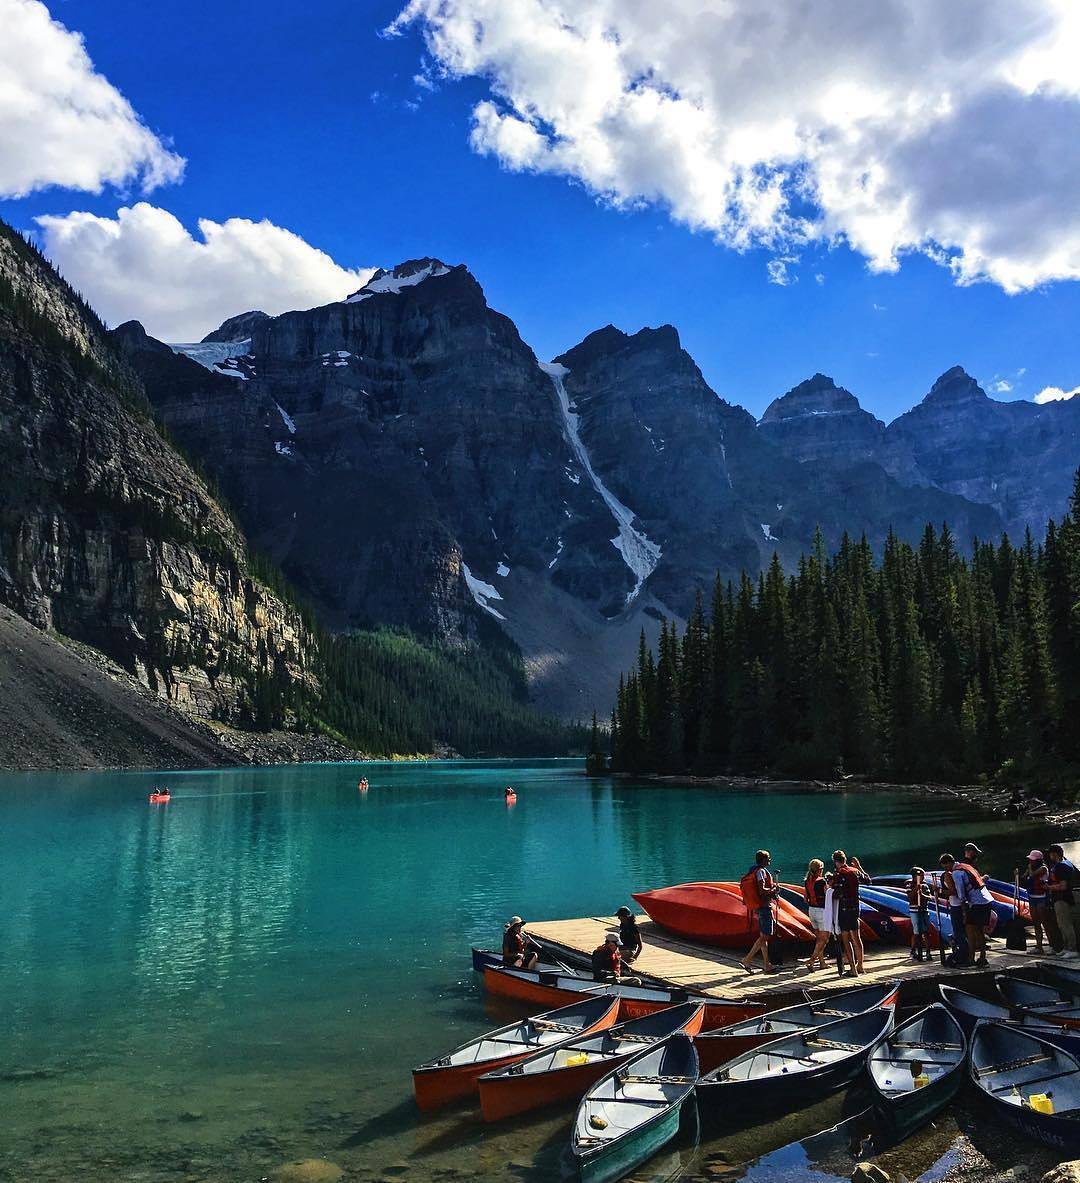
0;760;1060;1183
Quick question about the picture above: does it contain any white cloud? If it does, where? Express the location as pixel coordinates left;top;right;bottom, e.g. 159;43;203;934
0;0;184;198
814;273;825;286
766;256;798;286
1034;384;1080;404
988;378;1013;393
391;0;1080;291
36;203;374;341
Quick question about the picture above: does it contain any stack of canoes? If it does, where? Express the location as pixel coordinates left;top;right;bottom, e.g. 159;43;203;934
995;974;1080;1028
631;882;816;946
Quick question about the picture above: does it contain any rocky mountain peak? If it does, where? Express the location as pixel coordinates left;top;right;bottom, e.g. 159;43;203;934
555;323;682;372
202;310;270;343
760;373;869;424
345;257;455;303
921;365;988;406
111;319;172;357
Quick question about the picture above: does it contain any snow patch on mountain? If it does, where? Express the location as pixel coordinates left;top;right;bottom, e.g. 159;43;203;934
275;402;296;435
761;523;778;542
170;339;251;370
541;360;661;606
346;259;450;303
462;563;506;621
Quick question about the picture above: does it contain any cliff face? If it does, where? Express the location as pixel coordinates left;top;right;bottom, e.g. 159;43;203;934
0;223;313;725
759;373;886;465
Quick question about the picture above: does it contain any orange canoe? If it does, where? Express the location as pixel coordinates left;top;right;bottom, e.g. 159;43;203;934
412;994;620;1111
631;882;815;947
481;965;765;1031
478;1000;705;1121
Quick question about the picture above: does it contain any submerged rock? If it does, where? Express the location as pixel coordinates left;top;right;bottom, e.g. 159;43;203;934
273;1160;345;1183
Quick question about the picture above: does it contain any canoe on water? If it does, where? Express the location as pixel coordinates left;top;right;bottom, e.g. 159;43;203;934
695;1008;895;1122
939;984;1080;1056
867;1004;966;1145
412;994;620;1111
695;981;899;1073
470;947;584;975
995;974;1080;1029
478;1001;705;1121
570;1034;698;1183
631;882;815;947
970;1022;1080;1154
482;964;768;1030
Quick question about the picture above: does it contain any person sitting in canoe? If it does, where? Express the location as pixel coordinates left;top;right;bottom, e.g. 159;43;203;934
615;906;643;964
504;786;516;801
739;849;781;974
502;916;540;970
358;778;369;791
591;932;623;981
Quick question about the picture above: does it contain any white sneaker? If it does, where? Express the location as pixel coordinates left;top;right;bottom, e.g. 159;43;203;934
1060;950;1079;960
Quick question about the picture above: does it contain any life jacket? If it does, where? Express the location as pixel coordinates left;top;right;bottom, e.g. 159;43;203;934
591;944;621;977
502;928;525;961
740;866;774;910
833;865;861;904
907;882;928;910
804;875;826;907
955;862;985;889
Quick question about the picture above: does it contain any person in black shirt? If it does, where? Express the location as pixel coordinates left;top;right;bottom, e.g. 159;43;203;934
615;906;643;964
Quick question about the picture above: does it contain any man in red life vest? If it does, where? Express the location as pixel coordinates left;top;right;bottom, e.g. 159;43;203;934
502;916;539;970
591;932;623;980
832;850;870;976
739;850;780;974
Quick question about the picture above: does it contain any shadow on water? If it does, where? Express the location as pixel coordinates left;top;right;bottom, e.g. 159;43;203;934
339;1098;420;1148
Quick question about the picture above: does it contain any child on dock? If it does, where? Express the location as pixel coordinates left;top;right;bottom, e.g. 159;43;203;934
907;866;932;961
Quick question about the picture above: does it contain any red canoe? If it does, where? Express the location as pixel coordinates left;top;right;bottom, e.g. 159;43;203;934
631;882;816;948
481;965;766;1030
412;994;620;1111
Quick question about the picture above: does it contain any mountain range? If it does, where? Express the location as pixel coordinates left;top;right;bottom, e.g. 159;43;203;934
117;258;1078;716
2;225;1077;754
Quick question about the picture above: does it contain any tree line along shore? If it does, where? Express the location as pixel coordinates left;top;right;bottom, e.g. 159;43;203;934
607;475;1080;798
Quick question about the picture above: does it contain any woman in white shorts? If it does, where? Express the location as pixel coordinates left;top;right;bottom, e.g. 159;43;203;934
802;858;830;970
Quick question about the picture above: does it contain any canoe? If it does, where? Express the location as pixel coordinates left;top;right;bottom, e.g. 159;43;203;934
570;1033;698;1183
995;974;1080;1029
695;981;899;1073
939;984;1080;1055
470;947;585;975
970;1022;1080;1153
478;1001;704;1121
632;882;815;947
695;1008;894;1122
867;1004;966;1144
412;994;620;1111
482;965;767;1030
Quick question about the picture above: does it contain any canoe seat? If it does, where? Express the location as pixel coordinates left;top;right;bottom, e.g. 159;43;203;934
531;1020;581;1033
976;1052;1052;1078
611;1032;664;1043
891;1040;963;1051
617;1074;694;1085
804;1037;865;1052
988;1067;1079;1094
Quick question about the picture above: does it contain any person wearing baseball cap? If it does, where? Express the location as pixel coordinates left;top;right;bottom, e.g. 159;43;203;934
1021;850;1061;954
591;931;623;981
615;906;643;964
502;916;540;970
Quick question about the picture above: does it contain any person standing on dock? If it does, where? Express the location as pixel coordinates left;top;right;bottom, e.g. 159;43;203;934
615;907;643;964
739;850;781;974
939;859;969;966
801;859;830;972
907;867;932;962
832;851;870;976
1047;844;1079;960
1022;850;1061;955
940;853;993;968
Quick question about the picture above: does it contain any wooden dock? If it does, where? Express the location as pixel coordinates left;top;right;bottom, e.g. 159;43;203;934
529;914;1051;1006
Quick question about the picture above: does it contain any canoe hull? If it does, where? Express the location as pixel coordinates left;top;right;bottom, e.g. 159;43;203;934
481;966;765;1031
575;1100;688;1183
481;1057;615;1122
873;1069;963;1146
696;1051;866;1122
694;1030;777;1075
632;882;814;947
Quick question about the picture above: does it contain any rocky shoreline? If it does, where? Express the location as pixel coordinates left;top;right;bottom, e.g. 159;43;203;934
618;770;1080;833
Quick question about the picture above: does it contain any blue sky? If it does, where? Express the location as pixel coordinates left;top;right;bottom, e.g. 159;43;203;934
3;0;1080;421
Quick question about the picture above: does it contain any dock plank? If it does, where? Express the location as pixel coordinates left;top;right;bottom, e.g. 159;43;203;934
529;915;1050;1005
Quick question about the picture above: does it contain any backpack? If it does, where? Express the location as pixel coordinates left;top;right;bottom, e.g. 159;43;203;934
740;866;771;910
